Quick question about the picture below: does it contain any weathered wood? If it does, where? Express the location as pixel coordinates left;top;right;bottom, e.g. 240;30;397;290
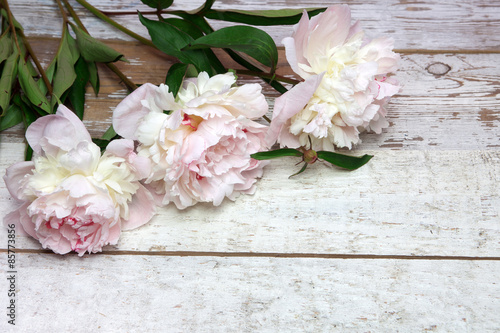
2;1;500;330
9;0;500;51
2;141;499;256
3;40;499;151
1;253;499;332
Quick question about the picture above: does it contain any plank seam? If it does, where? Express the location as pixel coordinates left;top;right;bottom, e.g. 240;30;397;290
2;248;500;260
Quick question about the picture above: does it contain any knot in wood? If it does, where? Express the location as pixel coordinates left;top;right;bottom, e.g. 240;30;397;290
426;62;451;76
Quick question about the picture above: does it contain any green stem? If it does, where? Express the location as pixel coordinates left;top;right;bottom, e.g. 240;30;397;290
2;0;22;53
63;0;138;92
54;0;69;23
61;0;87;32
106;63;138;91
236;69;300;85
3;0;53;95
75;0;155;48
18;30;53;96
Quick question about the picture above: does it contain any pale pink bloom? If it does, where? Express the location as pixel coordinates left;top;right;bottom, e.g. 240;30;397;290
274;4;400;150
113;72;269;209
3;105;155;256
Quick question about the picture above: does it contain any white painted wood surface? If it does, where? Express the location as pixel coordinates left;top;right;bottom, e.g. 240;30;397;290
1;0;500;331
1;253;500;332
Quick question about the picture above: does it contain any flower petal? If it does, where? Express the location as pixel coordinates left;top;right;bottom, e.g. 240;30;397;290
4;161;34;201
121;184;156;230
26;105;91;156
113;83;159;139
266;73;324;147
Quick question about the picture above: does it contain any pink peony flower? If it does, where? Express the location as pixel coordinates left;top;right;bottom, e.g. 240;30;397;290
113;72;269;209
3;105;155;256
271;4;400;150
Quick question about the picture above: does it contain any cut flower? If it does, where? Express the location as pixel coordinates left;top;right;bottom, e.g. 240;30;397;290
271;4;400;150
113;72;269;209
3;106;155;256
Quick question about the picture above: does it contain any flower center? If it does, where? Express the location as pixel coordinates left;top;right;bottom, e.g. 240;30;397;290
182;114;202;131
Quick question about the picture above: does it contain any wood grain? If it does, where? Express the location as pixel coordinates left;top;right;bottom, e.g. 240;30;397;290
2;0;500;331
1;252;499;332
9;0;500;51
3;39;499;150
2;142;499;256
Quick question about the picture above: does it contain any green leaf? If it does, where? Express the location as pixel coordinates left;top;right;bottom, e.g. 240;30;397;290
64;31;80;64
224;48;287;93
17;58;51;114
0;50;19;114
162;18;204;39
251;148;303;160
0;9;23;30
87;61;99;95
17;95;38;160
165;63;189;98
139;13;215;74
67;56;90;119
316;151;374;170
15;34;38;77
92;138;110;152
0;33;12;65
186;26;278;72
140;0;173;10
72;25;126;63
101;125;117;140
0;103;23;131
165;16;225;74
51;30;78;109
289;162;308;178
205;8;327;26
37;57;56;95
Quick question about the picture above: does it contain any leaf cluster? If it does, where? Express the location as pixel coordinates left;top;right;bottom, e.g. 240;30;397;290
138;0;326;96
251;148;373;178
0;0;126;158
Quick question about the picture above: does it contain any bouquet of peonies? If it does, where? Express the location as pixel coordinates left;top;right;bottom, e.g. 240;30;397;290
2;2;399;256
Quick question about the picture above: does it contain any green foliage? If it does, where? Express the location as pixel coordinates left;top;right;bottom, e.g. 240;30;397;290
72;25;126;63
251;149;303;160
316;151;374;171
140;0;174;10
205;8;326;26
139;13;216;75
0;50;18;114
186;26;279;72
165;63;190;98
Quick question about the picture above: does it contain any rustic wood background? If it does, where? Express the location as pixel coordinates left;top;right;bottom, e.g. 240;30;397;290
1;0;499;331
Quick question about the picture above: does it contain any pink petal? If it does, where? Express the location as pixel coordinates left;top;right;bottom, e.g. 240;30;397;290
121;184;156;230
266;73;324;147
106;139;152;180
105;139;134;158
3;161;34;201
113;83;158;139
3;203;34;237
305;5;351;65
59;174;97;198
26;105;91;156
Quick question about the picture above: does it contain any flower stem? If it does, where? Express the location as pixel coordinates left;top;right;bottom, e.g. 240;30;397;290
18;30;53;96
106;63;138;91
74;0;155;48
235;69;300;85
62;0;138;91
3;0;53;95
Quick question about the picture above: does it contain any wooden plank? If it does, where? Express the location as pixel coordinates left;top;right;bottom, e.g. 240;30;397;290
0;252;499;331
2;141;499;256
8;0;500;51
3;41;500;150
